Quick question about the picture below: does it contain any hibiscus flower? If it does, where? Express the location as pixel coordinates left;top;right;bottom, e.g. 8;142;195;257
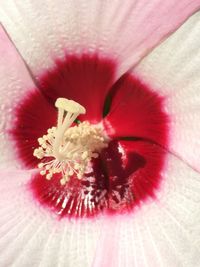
0;1;200;266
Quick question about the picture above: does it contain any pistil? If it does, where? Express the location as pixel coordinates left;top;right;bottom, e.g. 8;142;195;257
33;98;108;185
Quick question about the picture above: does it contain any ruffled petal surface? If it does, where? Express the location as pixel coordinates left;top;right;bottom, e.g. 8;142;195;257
1;0;200;79
0;25;38;168
0;149;200;267
133;11;200;171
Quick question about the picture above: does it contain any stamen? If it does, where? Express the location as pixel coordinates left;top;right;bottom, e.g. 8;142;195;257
33;98;108;185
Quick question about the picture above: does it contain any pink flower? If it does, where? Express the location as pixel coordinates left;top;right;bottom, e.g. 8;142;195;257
0;1;200;266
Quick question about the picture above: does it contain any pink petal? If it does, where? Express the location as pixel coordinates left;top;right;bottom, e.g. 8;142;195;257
11;55;116;167
1;1;200;79
0;149;200;266
133;11;200;171
0;25;37;168
0;169;102;267
93;152;200;267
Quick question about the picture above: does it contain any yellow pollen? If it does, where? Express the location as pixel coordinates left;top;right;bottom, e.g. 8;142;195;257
33;98;108;185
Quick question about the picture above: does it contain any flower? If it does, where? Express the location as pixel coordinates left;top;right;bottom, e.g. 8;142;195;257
0;1;200;266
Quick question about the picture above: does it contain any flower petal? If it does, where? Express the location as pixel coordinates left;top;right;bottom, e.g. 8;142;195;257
0;169;101;267
35;54;116;123
1;150;200;266
1;0;200;79
133;11;200;171
10;54;117;168
93;152;200;267
30;140;166;218
0;25;38;168
12;90;57;167
103;74;169;147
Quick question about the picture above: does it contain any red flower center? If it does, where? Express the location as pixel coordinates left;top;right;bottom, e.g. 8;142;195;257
11;54;169;219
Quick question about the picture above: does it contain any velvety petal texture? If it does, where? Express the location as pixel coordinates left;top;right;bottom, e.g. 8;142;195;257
1;0;200;80
134;11;200;171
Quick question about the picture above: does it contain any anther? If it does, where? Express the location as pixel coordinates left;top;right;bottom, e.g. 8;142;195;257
33;98;108;185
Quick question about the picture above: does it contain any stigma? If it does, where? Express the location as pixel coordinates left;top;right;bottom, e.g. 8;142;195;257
33;98;108;185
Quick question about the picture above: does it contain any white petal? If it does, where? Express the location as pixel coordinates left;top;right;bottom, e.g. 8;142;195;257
93;152;200;267
0;169;102;267
0;0;200;78
134;11;200;171
0;25;36;168
1;150;200;266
